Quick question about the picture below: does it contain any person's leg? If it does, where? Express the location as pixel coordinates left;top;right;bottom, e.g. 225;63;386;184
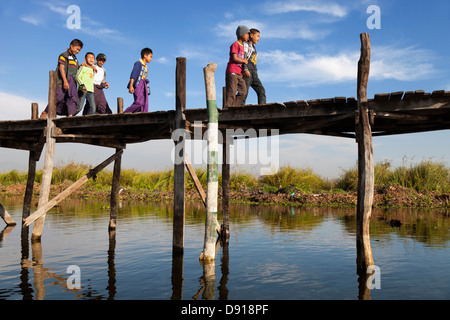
86;92;96;115
250;70;266;105
225;73;238;107
242;72;252;105
75;91;85;116
234;75;247;106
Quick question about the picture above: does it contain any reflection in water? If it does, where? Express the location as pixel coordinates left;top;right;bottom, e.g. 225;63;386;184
0;197;448;300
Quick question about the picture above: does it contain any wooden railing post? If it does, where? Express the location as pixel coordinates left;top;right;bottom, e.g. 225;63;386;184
356;33;375;270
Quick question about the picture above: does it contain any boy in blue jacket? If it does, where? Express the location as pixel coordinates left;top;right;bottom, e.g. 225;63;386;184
124;48;152;113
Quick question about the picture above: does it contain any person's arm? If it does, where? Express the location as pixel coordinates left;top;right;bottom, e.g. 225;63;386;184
129;78;135;94
231;53;247;65
59;64;70;90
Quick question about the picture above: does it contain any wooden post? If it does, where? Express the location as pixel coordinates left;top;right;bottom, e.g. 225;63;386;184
32;71;57;240
221;134;231;241
109;99;124;230
356;33;375;270
200;62;219;262
23;103;39;223
173;57;187;254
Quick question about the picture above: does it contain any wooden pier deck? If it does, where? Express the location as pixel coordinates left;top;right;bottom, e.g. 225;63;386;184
1;89;449;151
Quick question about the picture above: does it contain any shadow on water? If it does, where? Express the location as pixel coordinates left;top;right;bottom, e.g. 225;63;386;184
0;196;448;300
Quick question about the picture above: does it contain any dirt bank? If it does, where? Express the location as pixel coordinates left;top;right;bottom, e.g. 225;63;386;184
1;182;449;208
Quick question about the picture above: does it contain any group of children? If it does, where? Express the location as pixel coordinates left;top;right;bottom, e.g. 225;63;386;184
40;26;264;118
225;25;266;108
40;39;152;119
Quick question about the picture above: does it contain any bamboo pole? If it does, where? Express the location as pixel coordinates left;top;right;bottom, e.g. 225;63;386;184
32;71;57;240
200;62;219;262
24;150;123;227
173;57;187;254
356;33;375;270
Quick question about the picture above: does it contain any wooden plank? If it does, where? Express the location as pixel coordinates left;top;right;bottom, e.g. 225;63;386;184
24;149;124;227
374;93;389;101
389;91;404;101
413;90;425;99
402;91;414;100
431;90;445;98
356;33;374;271
0;203;16;226
185;154;206;207
283;101;298;108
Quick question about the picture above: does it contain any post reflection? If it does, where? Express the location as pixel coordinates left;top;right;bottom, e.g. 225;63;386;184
14;227;118;300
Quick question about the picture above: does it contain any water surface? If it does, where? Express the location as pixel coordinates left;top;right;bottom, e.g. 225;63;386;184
0;197;448;300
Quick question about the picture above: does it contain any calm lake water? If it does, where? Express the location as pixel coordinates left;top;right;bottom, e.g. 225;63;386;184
0;196;449;300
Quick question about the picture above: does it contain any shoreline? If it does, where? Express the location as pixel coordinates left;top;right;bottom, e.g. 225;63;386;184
1;182;449;209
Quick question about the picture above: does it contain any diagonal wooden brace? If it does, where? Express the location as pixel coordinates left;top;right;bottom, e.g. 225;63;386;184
23;149;123;227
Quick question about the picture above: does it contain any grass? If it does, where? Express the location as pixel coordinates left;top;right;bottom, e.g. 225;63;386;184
0;159;448;194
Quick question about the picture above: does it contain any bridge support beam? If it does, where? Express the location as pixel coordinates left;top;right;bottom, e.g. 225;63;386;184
173;57;187;255
356;33;375;271
200;62;219;262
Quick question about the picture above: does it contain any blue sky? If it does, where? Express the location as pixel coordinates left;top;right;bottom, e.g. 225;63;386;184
0;0;449;178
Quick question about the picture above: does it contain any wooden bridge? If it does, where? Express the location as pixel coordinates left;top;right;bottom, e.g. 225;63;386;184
1;33;449;273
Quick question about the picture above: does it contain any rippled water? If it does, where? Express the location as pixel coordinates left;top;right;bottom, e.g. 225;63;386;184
0;197;449;300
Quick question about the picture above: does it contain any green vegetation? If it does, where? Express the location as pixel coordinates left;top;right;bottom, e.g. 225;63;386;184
0;159;448;194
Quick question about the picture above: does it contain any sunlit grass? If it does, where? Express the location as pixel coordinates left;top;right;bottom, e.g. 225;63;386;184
0;159;448;193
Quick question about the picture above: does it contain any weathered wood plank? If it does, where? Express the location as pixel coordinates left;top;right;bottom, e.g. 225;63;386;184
0;203;16;226
389;91;404;101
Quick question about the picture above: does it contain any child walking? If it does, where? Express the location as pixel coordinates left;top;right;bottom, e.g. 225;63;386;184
40;39;83;119
84;53;112;114
124;48;152;113
242;28;266;105
75;52;96;115
225;26;249;108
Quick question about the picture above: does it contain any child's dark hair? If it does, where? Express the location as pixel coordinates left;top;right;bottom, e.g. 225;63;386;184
141;48;153;58
85;52;95;59
249;28;260;35
70;39;84;48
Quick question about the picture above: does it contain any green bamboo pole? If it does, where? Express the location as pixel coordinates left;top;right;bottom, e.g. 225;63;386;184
200;62;219;261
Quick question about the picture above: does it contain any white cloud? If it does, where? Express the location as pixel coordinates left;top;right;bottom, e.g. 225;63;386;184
263;0;348;17
0;91;46;121
215;19;328;41
258;45;437;87
20;16;42;26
